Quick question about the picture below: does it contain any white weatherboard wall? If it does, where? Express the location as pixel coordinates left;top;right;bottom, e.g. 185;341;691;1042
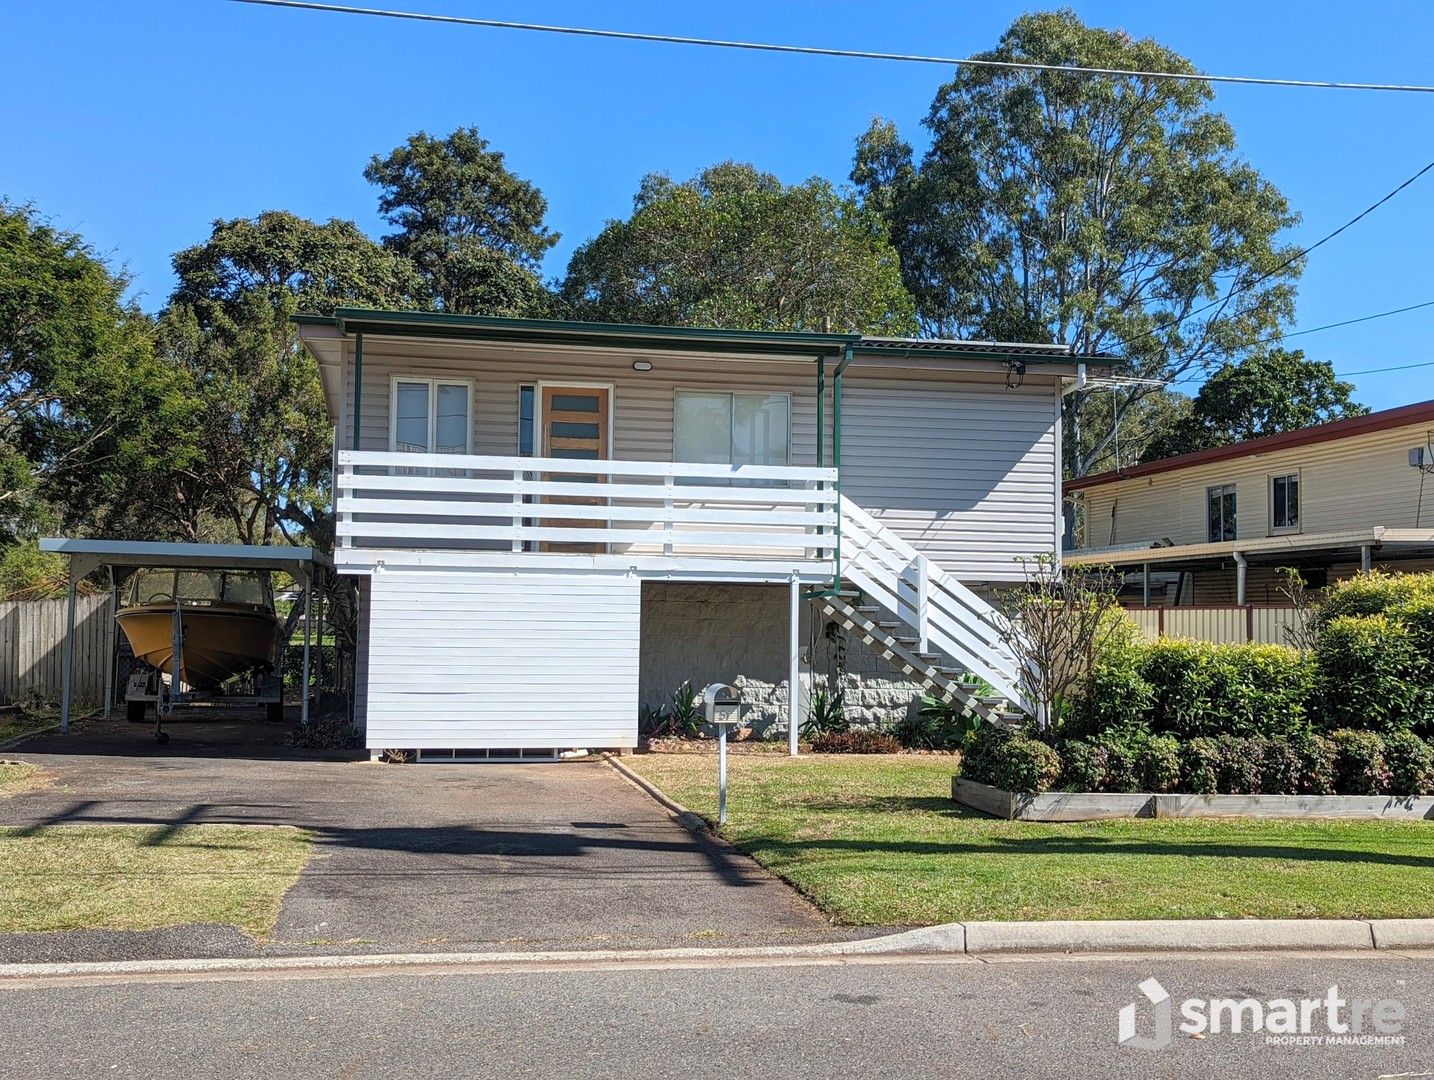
365;571;640;750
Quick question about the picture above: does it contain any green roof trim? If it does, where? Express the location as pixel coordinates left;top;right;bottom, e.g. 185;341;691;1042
294;308;1114;364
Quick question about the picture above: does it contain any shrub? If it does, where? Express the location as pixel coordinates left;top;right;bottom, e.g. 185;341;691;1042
1384;731;1434;796
1059;740;1108;792
810;729;903;754
1142;640;1313;739
802;686;847;738
1138;734;1183;793
962;726;1061;794
1314;615;1423;735
1215;735;1262;794
1295;732;1339;795
1093;730;1143;792
1311;570;1434;628
896;697;980;751
1180;737;1222;795
1330;729;1390;795
1258;738;1303;795
1067;657;1154;740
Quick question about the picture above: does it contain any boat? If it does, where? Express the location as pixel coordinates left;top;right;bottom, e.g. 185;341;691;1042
115;568;283;691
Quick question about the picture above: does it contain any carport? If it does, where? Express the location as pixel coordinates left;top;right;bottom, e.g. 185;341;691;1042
39;539;332;734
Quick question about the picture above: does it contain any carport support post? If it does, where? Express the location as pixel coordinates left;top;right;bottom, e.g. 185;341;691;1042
102;566;116;718
788;573;800;757
60;569;77;735
1142;562;1151;606
300;569;312;726
1361;544;1372;573
1233;551;1248;606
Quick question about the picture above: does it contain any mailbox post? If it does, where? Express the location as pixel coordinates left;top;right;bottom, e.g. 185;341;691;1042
701;683;742;825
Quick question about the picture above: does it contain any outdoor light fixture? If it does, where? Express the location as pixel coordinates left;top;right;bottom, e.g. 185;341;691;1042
632;360;653;371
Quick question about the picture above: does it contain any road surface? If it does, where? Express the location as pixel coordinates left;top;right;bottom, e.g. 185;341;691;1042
1;949;1429;1078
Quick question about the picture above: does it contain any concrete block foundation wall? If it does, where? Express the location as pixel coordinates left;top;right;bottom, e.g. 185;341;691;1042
639;582;924;738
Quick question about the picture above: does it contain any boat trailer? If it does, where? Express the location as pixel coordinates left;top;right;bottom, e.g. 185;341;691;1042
39;539;333;740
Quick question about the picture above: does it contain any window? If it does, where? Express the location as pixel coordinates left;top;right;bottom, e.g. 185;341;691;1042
674;391;791;471
518;385;535;456
390;378;471;454
1271;472;1300;532
1207;483;1237;542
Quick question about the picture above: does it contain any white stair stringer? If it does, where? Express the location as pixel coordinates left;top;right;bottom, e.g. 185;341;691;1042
834;496;1036;719
821;594;1012;727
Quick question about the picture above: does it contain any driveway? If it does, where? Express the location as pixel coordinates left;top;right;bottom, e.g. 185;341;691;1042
1;717;853;961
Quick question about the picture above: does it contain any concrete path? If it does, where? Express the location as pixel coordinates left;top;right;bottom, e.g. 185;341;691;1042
1;950;1429;1078
1;718;849;961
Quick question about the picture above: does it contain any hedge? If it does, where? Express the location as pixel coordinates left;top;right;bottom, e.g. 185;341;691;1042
1019;728;1431;797
1070;639;1313;740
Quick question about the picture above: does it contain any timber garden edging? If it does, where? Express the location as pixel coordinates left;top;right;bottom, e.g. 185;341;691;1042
951;776;1434;821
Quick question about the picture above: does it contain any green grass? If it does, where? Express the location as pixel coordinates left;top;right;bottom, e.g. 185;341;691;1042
0;825;312;937
626;752;1434;926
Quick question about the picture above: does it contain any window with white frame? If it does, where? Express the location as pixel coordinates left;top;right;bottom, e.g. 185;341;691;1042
1271;472;1300;532
1207;483;1237;542
674;391;791;471
390;378;471;454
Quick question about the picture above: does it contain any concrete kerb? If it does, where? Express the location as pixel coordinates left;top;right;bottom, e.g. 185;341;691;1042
4;921;1433;983
601;752;712;837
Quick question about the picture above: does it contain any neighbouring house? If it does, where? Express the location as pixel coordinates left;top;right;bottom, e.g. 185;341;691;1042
1064;398;1434;639
297;310;1108;758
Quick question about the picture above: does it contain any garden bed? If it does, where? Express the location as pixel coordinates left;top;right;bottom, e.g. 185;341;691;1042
952;776;1434;822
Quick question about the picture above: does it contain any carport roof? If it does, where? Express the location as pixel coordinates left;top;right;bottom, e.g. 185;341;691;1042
39;538;331;575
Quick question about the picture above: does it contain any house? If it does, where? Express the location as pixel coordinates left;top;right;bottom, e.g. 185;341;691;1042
1064;399;1434;613
297;309;1106;758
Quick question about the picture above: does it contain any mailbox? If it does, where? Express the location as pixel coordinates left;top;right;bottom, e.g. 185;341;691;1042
701;683;742;730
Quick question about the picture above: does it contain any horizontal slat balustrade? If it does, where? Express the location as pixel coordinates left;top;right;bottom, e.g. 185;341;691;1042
335;450;838;570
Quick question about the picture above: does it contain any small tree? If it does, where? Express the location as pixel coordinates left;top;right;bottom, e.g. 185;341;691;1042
1000;555;1126;731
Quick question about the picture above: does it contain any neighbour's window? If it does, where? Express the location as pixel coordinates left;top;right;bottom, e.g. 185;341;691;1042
1207;483;1237;542
1271;473;1300;532
391;378;471;454
674;391;791;470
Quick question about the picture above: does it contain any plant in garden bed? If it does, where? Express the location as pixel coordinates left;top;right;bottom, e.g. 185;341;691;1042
802;686;847;738
960;725;1061;794
809;729;902;754
895;694;982;751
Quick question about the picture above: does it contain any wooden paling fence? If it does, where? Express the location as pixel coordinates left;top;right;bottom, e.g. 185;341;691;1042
0;594;111;707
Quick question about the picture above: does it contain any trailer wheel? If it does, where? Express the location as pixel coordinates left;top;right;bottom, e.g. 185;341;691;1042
126;700;148;724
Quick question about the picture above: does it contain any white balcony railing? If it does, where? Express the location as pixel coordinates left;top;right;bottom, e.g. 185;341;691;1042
335;450;839;574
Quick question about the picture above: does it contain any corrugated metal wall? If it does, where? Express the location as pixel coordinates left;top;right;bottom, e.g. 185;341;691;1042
1127;605;1301;645
364;571;641;750
0;595;110;706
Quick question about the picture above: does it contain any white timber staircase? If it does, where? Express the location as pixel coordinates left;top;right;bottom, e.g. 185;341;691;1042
823;497;1035;726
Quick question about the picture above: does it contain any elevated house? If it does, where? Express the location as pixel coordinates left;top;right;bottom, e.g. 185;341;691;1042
297;310;1107;758
1065;399;1434;616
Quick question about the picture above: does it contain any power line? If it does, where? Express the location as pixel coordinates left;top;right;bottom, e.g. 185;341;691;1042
228;0;1434;94
1117;156;1434;359
1335;358;1434;376
1171;298;1434;383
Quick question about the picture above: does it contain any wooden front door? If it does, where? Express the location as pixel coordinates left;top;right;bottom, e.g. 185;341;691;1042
540;386;610;553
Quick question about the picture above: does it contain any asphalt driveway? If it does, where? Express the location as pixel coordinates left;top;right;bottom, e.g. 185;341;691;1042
1;717;851;961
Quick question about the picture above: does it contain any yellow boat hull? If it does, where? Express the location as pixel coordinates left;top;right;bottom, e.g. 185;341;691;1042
116;603;282;690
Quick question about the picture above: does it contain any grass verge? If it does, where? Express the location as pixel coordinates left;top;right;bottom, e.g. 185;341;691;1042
0;708;60;746
625;752;1434;925
0;825;312;937
0;762;52;798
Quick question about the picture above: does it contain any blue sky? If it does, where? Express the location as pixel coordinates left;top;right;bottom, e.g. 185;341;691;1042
4;0;1433;409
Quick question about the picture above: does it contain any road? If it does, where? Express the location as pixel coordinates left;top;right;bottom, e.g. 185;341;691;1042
1;950;1429;1078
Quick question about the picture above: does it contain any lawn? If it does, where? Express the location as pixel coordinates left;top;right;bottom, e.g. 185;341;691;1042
0;825;312;937
0;708;60;745
0;761;51;798
625;752;1434;926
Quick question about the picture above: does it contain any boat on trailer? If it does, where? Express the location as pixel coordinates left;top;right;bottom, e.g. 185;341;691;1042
116;568;286;726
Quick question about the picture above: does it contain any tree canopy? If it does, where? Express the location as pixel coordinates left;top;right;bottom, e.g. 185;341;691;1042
560;161;917;334
853;10;1301;475
1143;349;1368;460
365;126;556;316
161;211;422;545
0;203;196;544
